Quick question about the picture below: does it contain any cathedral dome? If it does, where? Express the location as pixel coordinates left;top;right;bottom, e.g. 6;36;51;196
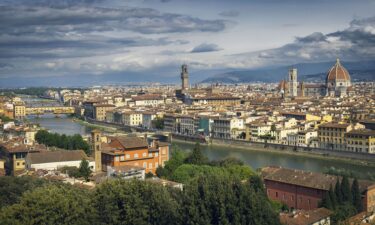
326;58;351;83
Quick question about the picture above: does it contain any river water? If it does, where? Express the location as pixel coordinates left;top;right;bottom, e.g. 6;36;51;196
27;114;375;176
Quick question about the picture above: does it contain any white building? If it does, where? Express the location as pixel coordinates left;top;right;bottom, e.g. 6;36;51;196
25;150;95;171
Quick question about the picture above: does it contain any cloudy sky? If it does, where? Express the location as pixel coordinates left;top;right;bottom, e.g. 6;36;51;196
1;0;375;84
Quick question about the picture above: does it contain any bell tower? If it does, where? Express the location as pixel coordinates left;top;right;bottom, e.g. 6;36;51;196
288;68;298;97
91;129;102;172
181;64;189;90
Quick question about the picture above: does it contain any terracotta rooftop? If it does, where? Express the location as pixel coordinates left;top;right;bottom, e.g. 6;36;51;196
279;208;333;225
26;150;91;164
326;58;351;82
111;136;148;149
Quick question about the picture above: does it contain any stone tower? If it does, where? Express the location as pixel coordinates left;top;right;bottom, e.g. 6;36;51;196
288;68;298;97
181;64;189;90
91;129;102;172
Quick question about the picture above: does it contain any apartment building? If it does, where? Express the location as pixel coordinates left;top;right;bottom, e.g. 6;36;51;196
318;122;364;151
346;129;375;154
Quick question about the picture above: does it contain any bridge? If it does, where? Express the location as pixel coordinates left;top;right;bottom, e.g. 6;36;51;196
26;106;75;115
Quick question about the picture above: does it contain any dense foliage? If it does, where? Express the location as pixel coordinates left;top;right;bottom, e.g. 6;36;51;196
0;176;50;208
35;130;90;154
0;176;280;225
320;176;362;224
156;143;255;184
324;166;375;181
0;142;281;225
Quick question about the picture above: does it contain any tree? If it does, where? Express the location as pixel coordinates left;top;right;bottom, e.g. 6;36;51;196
341;176;352;203
320;191;333;210
78;159;92;181
329;185;337;209
152;117;164;130
145;172;154;178
335;179;343;204
184;142;208;165
92;179;180;225
351;178;362;212
0;185;94;225
156;145;187;179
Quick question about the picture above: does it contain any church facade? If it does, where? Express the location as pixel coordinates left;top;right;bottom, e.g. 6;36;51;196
279;59;352;98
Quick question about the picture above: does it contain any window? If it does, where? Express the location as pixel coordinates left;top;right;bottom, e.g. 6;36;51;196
149;163;152;169
155;163;159;168
115;156;119;162
134;154;139;158
126;154;130;159
120;155;125;161
148;153;153;157
143;152;147;157
143;162;147;168
155;152;159;157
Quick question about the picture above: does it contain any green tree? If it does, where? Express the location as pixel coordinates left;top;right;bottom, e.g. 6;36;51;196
92;179;180;225
341;176;352;203
320;191;333;210
0;185;94;225
329;185;338;209
351;178;362;212
78;159;92;181
156;145;187;179
331;203;357;224
184;142;208;165
152;117;164;130
335;179;343;204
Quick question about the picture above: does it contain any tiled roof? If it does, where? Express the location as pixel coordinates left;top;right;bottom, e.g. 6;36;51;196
280;208;333;225
26;150;90;164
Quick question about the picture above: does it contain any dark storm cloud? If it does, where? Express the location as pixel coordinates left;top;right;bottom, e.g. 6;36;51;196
219;10;240;17
191;43;222;53
0;5;227;35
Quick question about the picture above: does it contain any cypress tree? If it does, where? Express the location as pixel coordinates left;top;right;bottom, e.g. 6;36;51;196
321;191;333;210
335;179;343;204
341;176;352;203
351;178;362;212
328;185;337;209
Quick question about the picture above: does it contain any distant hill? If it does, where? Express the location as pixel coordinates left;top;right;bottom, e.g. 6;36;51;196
201;61;375;83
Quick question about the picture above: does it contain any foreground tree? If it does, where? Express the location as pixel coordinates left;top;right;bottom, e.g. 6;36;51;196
351;178;362;212
341;176;352;203
92;179;180;225
0;185;94;225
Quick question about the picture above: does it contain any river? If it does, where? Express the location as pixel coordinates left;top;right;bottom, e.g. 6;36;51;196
27;114;375;177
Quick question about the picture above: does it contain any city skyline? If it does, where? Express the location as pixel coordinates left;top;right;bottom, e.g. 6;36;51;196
0;0;375;86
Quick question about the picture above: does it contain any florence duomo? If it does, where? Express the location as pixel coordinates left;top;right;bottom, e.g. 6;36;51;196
279;58;353;98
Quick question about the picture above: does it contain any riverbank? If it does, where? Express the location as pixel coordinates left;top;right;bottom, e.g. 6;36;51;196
73;118;121;134
171;138;375;168
74;118;375;167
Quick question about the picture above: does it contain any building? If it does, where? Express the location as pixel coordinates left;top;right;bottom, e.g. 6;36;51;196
326;58;351;97
346;129;375;154
91;130;102;172
93;104;116;121
190;96;241;106
13;103;26;119
289;68;298;97
279;208;333;225
122;111;143;126
261;166;375;212
0;141;41;174
132;94;164;106
181;64;189;90
25;150;94;171
100;135;169;174
279;59;352;98
179;115;197;135
318;122;364;150
212;117;244;139
106;165;145;180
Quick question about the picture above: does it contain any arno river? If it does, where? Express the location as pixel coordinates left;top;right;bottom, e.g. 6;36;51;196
27;114;375;176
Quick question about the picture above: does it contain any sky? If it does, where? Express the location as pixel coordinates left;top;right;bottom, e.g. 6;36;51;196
0;0;375;84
